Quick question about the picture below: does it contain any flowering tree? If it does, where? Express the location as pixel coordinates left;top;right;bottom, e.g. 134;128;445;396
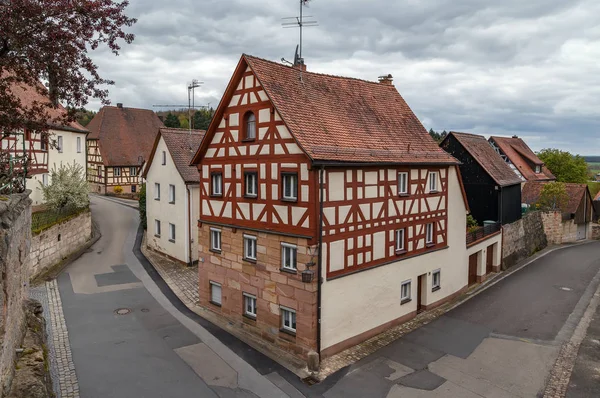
0;1;136;192
39;162;89;212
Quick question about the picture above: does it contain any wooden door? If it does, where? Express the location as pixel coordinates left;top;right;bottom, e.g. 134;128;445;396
468;254;478;286
486;246;493;274
417;274;424;313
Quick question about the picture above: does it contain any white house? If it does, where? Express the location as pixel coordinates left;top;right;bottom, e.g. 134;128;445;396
143;128;205;265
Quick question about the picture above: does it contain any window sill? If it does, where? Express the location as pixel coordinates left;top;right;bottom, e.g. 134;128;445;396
432;286;441;292
395;249;407;256
279;328;296;337
429;190;439;194
154;198;160;201
244;195;258;199
243;257;257;264
281;198;298;203
169;201;175;204
169;239;175;243
242;138;256;142
243;313;257;321
210;194;223;198
209;248;222;255
209;300;222;308
154;234;161;238
401;298;412;305
426;243;435;248
398;193;410;197
280;267;297;275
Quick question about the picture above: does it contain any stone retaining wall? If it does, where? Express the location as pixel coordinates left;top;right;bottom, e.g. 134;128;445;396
0;191;32;397
592;223;600;240
29;210;92;280
502;211;548;269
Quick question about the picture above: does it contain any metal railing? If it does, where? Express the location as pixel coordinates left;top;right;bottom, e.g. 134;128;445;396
466;222;501;245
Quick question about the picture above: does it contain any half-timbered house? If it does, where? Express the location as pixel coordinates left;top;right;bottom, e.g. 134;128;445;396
191;54;474;365
1;79;89;205
86;104;164;194
143;128;205;265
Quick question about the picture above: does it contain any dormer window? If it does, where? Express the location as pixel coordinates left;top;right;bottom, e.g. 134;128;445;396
244;112;256;140
535;165;541;174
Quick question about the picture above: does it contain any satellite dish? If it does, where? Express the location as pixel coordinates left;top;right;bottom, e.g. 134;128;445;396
293;45;300;66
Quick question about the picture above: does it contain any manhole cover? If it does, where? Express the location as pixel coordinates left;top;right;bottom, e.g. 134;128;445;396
114;308;131;315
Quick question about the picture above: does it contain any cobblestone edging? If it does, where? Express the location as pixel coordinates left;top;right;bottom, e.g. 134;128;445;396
543;283;600;398
45;279;80;398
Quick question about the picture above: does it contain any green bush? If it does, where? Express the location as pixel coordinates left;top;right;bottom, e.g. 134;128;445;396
38;162;89;212
139;183;147;230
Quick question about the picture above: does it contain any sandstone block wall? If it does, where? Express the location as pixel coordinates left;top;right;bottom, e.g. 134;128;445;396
502;211;548;269
592;223;600;240
197;224;318;361
540;212;563;245
0;192;32;396
29;210;92;280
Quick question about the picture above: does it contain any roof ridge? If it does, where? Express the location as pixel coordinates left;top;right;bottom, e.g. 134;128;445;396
160;128;205;134
243;53;398;88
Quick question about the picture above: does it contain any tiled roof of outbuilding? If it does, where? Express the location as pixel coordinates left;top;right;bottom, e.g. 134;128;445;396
522;181;588;214
239;55;457;164
445;132;522;187
86;106;164;166
489;136;555;181
157;128;205;183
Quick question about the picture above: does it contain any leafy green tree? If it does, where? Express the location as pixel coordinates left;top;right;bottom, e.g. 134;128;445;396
428;128;447;144
179;114;189;129
75;108;97;126
193;108;214;130
164;112;180;128
537;149;588;183
139;183;147;230
537;182;569;211
39;162;89;212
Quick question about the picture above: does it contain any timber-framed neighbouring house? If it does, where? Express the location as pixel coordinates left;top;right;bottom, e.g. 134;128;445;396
191;54;479;367
86;104;164;194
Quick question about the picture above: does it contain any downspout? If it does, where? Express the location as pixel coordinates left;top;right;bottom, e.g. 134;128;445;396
187;185;193;266
317;166;324;355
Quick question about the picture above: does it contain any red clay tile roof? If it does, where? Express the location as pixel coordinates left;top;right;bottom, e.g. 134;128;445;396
522;181;587;214
87;106;164;166
8;79;88;133
489;136;555;181
241;55;457;164
445;132;522;187
152;128;205;183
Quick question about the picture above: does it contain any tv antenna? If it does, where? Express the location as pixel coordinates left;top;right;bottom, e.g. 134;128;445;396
188;80;203;131
282;0;318;67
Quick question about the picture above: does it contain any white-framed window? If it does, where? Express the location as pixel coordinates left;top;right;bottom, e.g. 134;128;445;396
243;235;257;261
281;307;296;333
282;173;298;201
76;136;82;153
162;151;166;165
211;173;222;196
169;184;175;203
154;219;161;236
535;165;541;174
210;228;221;252
154;183;160;200
114;167;121;177
244;112;256;140
281;243;297;271
42;173;48;186
169;223;175;242
426;223;434;244
243;293;257;318
432;269;441;291
57;135;63;153
398;172;408;195
210;281;222;305
429;171;438;192
41;134;48;151
401;280;411;302
245;172;258;197
130;166;137;176
395;228;405;252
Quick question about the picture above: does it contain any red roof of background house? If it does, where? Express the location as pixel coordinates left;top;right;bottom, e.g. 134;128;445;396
194;54;458;165
8;79;88;133
489;136;555;181
445;132;522;186
143;128;205;183
87;106;164;166
522;181;588;214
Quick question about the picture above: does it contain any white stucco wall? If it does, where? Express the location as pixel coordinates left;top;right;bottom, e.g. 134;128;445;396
28;128;87;206
466;233;502;276
146;136;198;263
320;166;468;351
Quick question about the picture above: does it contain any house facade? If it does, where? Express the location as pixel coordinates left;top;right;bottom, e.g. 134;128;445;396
489;135;555;182
143;128;205;265
191;54;479;364
0;80;88;205
86;104;164;194
441;132;522;225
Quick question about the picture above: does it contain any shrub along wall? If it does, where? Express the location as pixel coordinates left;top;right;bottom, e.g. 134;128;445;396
29;209;92;280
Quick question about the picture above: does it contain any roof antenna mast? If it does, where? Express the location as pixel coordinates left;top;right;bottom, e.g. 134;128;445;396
282;0;318;71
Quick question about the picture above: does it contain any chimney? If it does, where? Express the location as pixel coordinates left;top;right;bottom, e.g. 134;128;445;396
378;74;393;85
512;135;518;138
117;103;123;109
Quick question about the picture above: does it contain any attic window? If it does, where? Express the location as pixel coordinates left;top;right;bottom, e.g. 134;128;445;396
535;165;541;174
244;112;256;141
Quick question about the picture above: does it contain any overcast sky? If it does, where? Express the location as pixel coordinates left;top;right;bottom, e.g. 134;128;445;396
89;0;600;155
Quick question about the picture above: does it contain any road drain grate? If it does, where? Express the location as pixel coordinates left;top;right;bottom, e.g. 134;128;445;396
302;376;319;386
114;308;131;315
